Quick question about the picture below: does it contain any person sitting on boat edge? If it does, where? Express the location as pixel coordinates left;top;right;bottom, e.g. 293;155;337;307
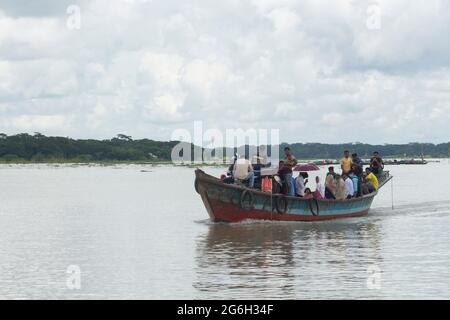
364;167;379;191
222;154;237;184
340;150;353;175
251;147;269;184
233;156;255;188
335;174;346;200
314;176;325;199
303;188;314;199
252;146;270;168
325;167;336;199
275;160;287;194
295;172;308;197
342;174;354;199
281;147;298;196
328;165;337;179
369;151;384;175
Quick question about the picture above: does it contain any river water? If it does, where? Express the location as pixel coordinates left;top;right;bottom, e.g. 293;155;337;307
0;161;449;299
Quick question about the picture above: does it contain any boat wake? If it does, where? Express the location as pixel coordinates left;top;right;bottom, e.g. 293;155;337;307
195;200;450;225
370;200;450;218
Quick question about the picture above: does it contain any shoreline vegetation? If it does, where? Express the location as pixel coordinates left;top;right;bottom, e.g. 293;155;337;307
0;133;449;165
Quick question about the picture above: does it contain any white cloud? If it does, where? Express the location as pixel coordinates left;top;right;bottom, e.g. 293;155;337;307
140;52;184;88
274;102;297;118
5;115;69;131
267;7;301;32
0;0;449;143
145;93;186;122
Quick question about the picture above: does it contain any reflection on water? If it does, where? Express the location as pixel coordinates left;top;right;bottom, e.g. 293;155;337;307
1;163;450;299
195;221;382;299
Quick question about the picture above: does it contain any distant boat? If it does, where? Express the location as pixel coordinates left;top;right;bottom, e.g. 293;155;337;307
195;169;393;223
311;159;429;166
311;159;339;165
383;159;428;165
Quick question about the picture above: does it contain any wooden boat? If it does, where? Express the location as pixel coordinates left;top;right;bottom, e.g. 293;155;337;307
194;169;393;222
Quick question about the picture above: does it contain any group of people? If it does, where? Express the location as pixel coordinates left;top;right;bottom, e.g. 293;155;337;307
277;148;384;200
221;147;385;201
222;150;270;187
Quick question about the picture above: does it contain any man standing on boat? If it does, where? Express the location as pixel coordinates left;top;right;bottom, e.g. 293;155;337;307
351;153;363;167
370;151;384;174
280;147;298;196
340;150;353;175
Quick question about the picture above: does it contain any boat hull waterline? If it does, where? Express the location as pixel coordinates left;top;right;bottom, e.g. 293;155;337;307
194;169;392;223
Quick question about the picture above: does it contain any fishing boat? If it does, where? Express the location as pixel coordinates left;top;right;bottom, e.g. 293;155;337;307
194;169;393;222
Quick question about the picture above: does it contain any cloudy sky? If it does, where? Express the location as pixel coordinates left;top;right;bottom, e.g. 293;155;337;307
1;0;450;144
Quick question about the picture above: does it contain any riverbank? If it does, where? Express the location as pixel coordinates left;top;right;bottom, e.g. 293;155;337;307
0;160;229;168
1;133;449;164
0;159;446;169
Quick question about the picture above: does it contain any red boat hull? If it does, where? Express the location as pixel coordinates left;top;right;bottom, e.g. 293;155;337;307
207;199;369;222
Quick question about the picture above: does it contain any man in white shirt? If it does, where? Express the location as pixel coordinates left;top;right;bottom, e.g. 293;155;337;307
295;174;305;197
233;157;255;188
295;172;308;197
343;174;354;199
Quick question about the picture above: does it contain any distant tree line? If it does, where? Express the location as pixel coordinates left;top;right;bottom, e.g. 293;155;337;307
0;133;179;162
0;133;448;163
279;142;450;159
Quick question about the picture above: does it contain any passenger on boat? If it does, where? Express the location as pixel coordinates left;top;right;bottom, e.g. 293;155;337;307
361;179;375;195
233;157;255;188
272;165;284;194
295;172;308;197
364;167;379;191
223;155;237;184
351;162;363;176
349;171;360;197
292;174;298;197
304;188;314;199
314;176;325;199
281;147;298;196
351;153;363;167
335;174;346;200
350;163;363;197
252;148;268;182
276;161;287;194
340;150;353;175
325;167;336;199
327;166;337;178
369;151;384;175
252;146;269;167
342;174;354;199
